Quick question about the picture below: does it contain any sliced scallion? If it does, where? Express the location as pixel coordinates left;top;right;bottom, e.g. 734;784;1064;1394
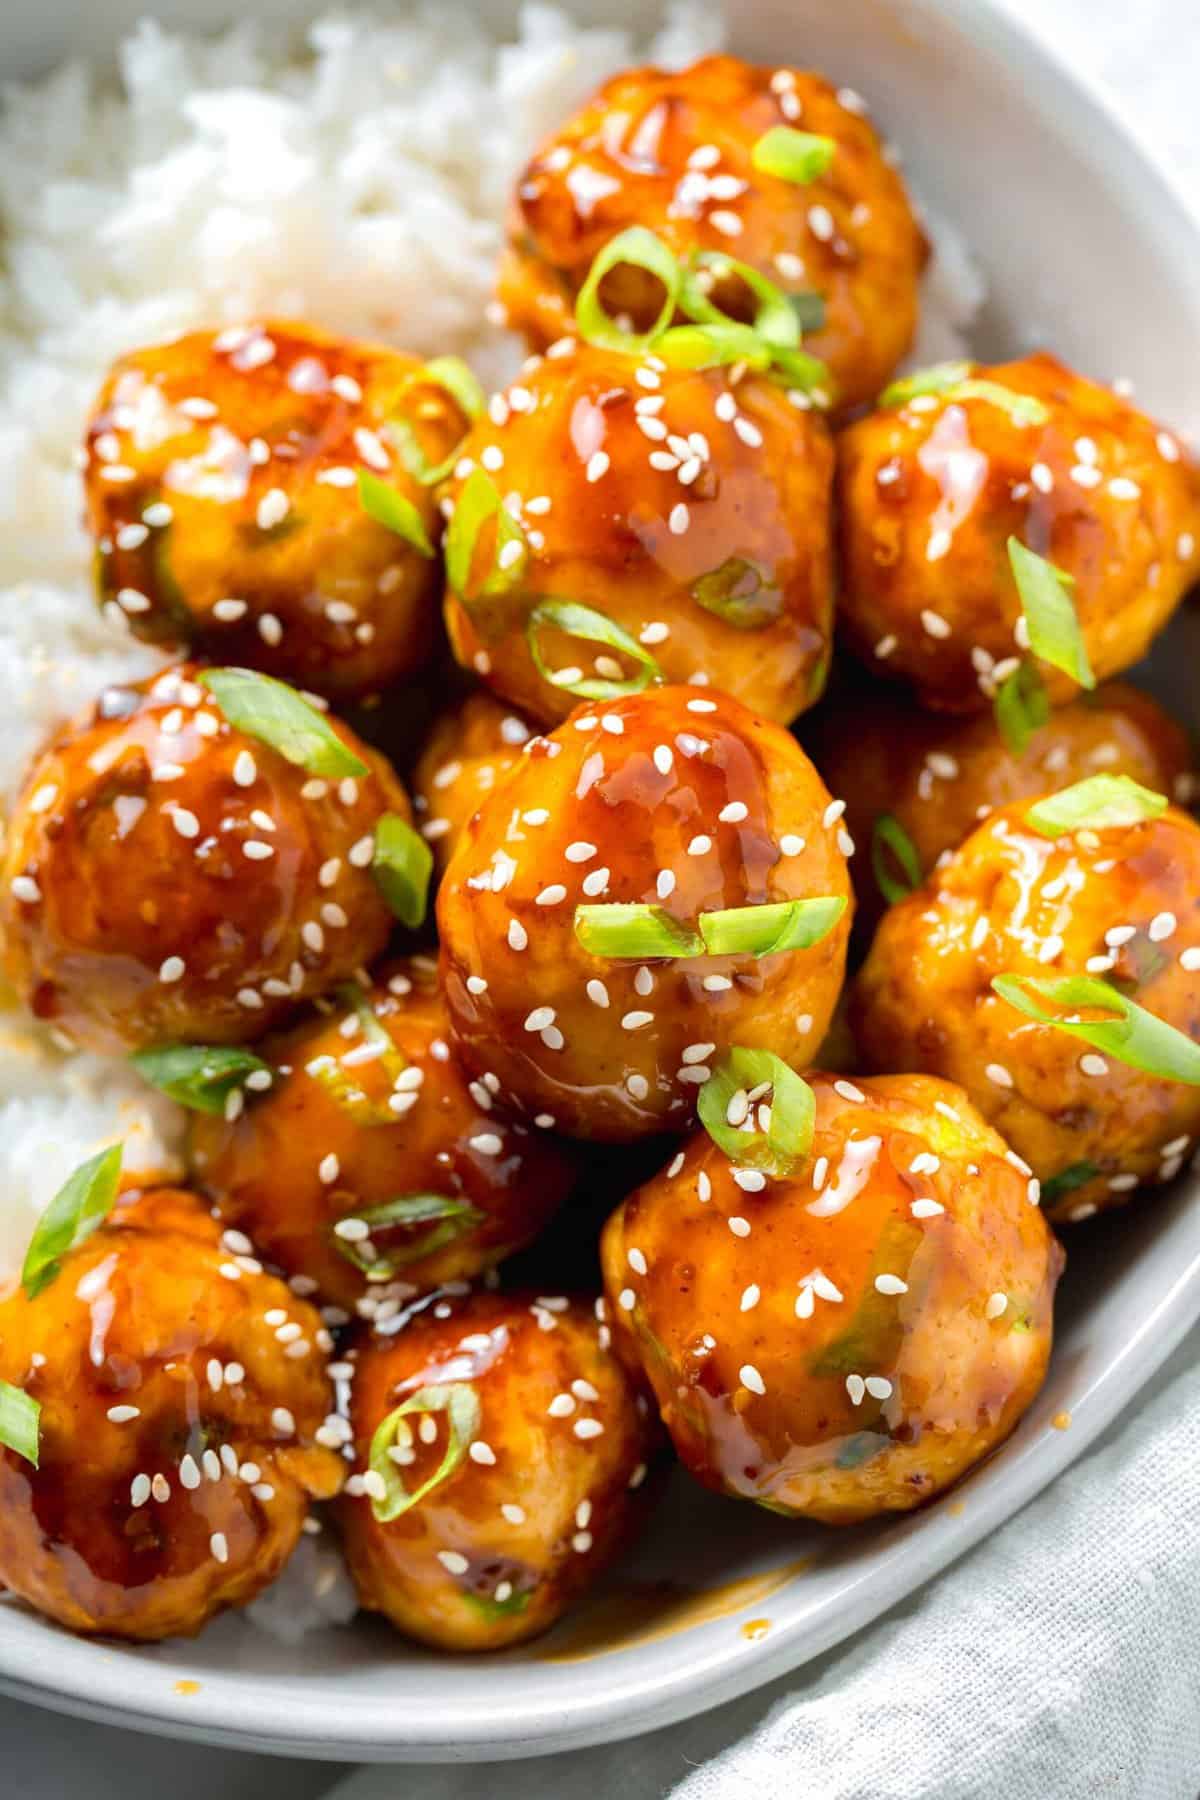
0;1381;39;1467
1007;538;1095;689
574;903;703;960
357;470;434;558
691;558;782;630
574;227;682;353
131;1044;273;1114
991;973;1200;1084
200;668;368;778
372;812;433;929
390;356;485;486
331;1194;485;1282
993;658;1050;755
444;469;527;600
367;1382;482;1523
698;896;846;956
1024;775;1168;839
697;1048;815;1176
870;814;922;905
751;126;836;185
22;1144;123;1299
526;599;661;701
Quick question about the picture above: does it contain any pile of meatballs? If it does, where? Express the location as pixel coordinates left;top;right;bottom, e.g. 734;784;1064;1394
1;53;1198;1654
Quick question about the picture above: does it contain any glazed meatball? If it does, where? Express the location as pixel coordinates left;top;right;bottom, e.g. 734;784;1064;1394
601;1071;1063;1524
0;1186;343;1640
497;54;926;413
853;797;1200;1223
191;957;576;1310
437;686;853;1140
836;352;1200;710
411;691;533;877
0;662;410;1052
806;677;1193;938
85;321;473;699
336;1288;656;1649
442;343;834;728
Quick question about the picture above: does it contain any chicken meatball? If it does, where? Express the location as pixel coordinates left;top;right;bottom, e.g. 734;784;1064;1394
0;662;411;1052
85;321;475;699
602;1071;1062;1524
442;343;834;728
497;54;926;413
191;958;576;1310
0;1184;343;1640
853;792;1200;1223
437;686;853;1140
836;353;1200;711
411;691;533;878
335;1288;655;1649
806;677;1193;939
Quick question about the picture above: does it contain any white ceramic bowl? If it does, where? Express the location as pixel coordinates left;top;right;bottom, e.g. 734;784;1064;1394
2;0;1199;1764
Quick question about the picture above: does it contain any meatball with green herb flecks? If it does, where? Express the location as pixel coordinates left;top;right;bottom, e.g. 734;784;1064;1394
601;1070;1062;1524
436;686;853;1141
85;321;476;700
411;691;534;879
804;676;1193;942
335;1288;657;1650
441;341;835;728
852;783;1200;1222
0;662;412;1053
497;54;926;414
0;1184;344;1641
190;957;576;1311
836;353;1200;712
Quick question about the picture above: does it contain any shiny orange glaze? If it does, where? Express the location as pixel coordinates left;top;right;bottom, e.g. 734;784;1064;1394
0;661;409;1052
411;691;533;878
853;803;1200;1223
437;686;853;1140
805;676;1193;941
497;54;925;414
85;321;470;699
442;342;834;727
191;956;577;1310
0;1187;343;1640
836;353;1200;711
601;1072;1062;1523
336;1289;657;1650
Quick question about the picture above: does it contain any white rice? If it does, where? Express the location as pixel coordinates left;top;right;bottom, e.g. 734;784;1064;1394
0;1;981;1634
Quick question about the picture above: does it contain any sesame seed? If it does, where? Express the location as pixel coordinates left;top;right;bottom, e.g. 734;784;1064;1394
158;955;185;983
668;503;689;534
986;1062;1014;1089
921;609;952;639
536;884;567;906
846;1375;866;1406
210;1532;229;1565
911;1198;945;1219
874;1275;908;1296
864;1376;893;1400
107;1404;140;1423
985;1292;1009;1319
1149;911;1177;942
438;1550;470;1575
573;1419;603;1440
740;1285;760;1311
739;1363;766;1395
728;1216;751;1237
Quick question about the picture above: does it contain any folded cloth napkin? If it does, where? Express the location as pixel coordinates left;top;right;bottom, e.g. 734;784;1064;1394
330;1324;1200;1800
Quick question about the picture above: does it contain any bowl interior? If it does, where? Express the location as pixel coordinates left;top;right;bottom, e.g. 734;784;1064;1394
1;0;1199;1764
